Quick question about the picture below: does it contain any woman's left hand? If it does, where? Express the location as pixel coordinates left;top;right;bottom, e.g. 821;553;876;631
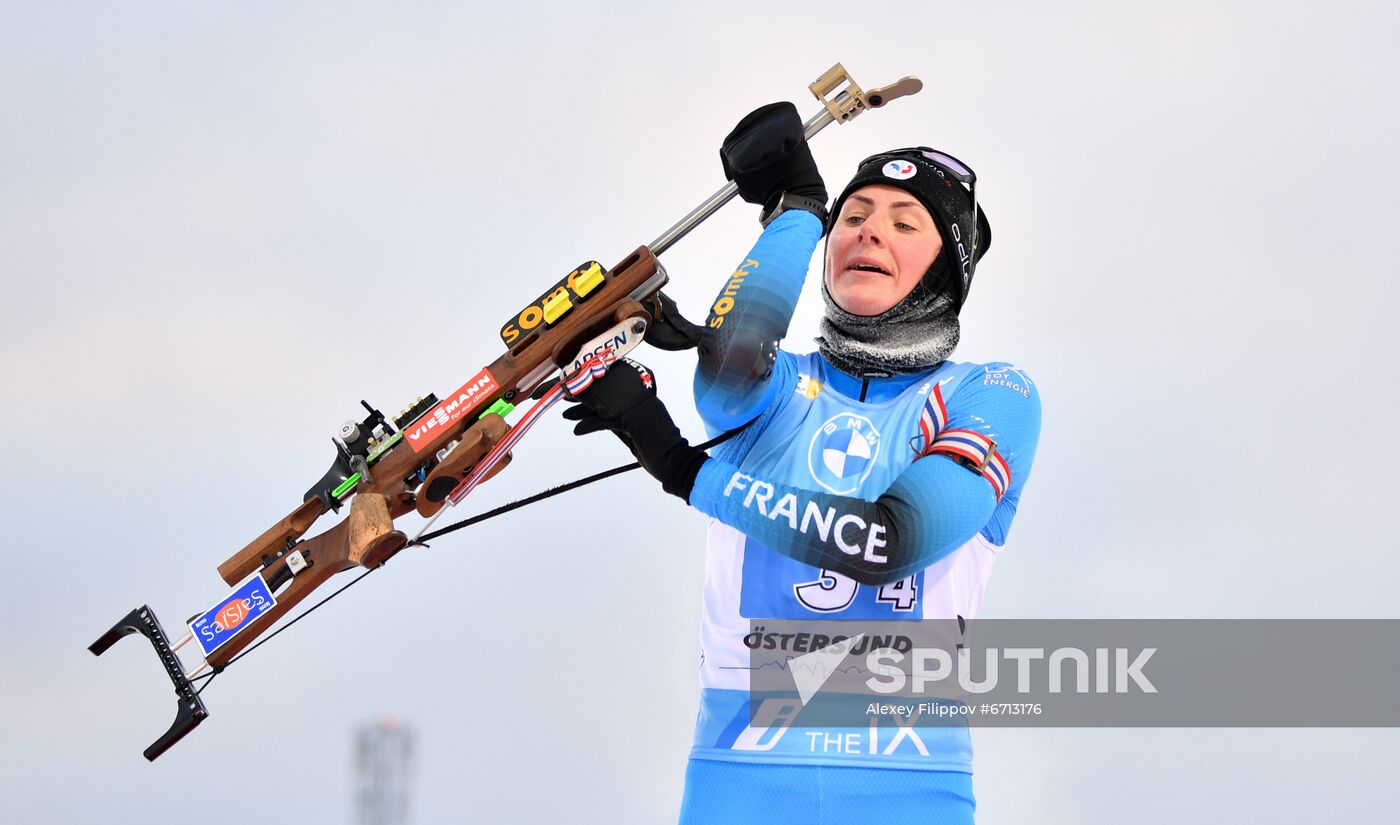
562;359;709;501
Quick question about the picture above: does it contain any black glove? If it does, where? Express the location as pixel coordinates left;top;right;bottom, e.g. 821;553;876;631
644;291;707;352
720;102;827;216
562;359;709;501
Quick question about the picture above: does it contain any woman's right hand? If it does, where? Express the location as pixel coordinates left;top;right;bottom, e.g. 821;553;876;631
719;102;827;215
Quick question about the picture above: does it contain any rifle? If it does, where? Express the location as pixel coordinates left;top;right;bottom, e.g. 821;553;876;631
88;63;921;761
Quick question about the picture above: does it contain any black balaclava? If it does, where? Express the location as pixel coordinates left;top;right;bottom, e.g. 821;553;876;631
817;148;992;378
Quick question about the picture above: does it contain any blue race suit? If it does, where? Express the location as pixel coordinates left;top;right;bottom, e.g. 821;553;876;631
676;210;1041;824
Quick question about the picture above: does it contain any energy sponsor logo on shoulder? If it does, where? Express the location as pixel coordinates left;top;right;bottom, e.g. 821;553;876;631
982;364;1032;398
808;413;881;495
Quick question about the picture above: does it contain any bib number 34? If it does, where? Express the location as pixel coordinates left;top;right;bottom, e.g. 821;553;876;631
793;569;917;612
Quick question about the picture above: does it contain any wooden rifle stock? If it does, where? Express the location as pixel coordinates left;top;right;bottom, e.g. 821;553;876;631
218;498;328;586
206;493;406;668
215;247;661;588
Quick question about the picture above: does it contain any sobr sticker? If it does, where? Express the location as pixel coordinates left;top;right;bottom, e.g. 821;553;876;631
189;575;278;657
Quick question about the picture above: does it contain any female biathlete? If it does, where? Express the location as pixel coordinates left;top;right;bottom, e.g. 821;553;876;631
566;103;1042;824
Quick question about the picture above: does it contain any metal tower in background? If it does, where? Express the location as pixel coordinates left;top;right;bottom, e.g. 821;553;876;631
355;716;415;825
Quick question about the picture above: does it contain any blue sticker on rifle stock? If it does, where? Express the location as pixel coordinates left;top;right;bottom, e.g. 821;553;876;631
189;575;277;658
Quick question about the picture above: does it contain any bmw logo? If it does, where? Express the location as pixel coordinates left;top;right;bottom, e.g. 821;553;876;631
808;413;882;494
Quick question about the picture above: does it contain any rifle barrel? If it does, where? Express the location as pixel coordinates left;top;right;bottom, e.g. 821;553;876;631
647;104;839;257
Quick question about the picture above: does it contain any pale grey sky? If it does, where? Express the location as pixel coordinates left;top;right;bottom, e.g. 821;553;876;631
2;2;1397;823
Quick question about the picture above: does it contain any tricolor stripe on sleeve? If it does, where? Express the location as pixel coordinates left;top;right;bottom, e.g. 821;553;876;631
917;382;949;449
927;428;1012;501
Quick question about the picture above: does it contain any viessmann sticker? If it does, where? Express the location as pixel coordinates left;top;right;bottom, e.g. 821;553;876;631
405;368;500;454
189;575;278;658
